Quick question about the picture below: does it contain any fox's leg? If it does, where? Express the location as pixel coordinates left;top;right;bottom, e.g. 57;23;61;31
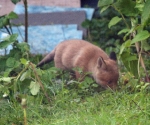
55;62;66;69
54;56;66;69
73;60;87;81
75;70;86;82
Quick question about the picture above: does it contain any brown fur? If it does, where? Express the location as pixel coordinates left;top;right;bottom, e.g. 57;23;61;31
37;39;119;89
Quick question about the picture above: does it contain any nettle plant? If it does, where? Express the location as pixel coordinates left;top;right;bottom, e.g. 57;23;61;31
98;0;150;86
0;14;40;99
0;0;50;102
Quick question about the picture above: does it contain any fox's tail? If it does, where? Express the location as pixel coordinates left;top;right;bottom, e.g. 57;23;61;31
37;50;55;67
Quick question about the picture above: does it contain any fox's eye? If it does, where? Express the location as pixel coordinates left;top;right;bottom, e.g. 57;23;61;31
108;81;112;84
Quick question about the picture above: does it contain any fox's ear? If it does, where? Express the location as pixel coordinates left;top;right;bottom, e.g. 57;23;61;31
97;57;107;69
109;52;117;61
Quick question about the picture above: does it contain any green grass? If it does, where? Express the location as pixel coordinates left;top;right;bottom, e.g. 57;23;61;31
1;87;150;125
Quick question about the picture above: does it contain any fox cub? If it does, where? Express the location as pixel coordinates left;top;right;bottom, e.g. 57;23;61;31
37;39;119;89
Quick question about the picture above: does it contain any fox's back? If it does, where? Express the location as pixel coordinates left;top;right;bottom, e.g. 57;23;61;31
54;39;109;69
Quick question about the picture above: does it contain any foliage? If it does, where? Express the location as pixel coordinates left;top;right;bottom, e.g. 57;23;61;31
82;7;125;53
98;0;150;82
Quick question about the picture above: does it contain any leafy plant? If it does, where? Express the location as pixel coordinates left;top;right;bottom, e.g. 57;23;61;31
98;0;150;83
82;7;125;54
0;0;43;110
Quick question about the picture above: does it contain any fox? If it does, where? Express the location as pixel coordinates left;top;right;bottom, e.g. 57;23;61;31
37;39;119;89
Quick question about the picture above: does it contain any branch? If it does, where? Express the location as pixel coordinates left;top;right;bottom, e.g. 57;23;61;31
23;0;28;43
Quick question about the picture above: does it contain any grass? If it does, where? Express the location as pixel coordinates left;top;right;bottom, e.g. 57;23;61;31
1;86;150;125
0;66;150;125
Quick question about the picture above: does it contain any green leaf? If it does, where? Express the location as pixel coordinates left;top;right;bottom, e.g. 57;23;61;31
141;0;150;25
141;41;150;51
108;16;122;28
118;29;130;35
20;58;28;65
114;0;139;17
130;60;138;77
7;12;18;19
124;56;137;62
0;34;18;49
119;39;131;55
92;83;99;87
36;68;43;76
9;33;18;41
4;68;13;77
98;0;114;7
135;3;144;12
11;0;21;4
0;77;12;83
6;57;20;68
0;40;13;49
121;56;130;70
131;30;150;44
123;27;135;41
16;42;30;53
100;5;110;14
30;81;40;95
20;70;31;81
120;51;138;77
0;16;9;28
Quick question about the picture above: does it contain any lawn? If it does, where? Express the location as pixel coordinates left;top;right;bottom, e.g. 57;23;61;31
1;84;150;125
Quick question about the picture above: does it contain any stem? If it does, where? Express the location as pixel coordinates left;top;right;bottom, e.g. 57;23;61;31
14;63;30;93
8;20;13;34
4;26;11;35
112;5;130;29
23;108;27;125
14;62;51;103
23;0;28;43
87;28;93;42
29;62;51;103
131;19;149;82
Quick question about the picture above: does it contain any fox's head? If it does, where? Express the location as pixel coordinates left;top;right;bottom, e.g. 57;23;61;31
94;52;119;90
